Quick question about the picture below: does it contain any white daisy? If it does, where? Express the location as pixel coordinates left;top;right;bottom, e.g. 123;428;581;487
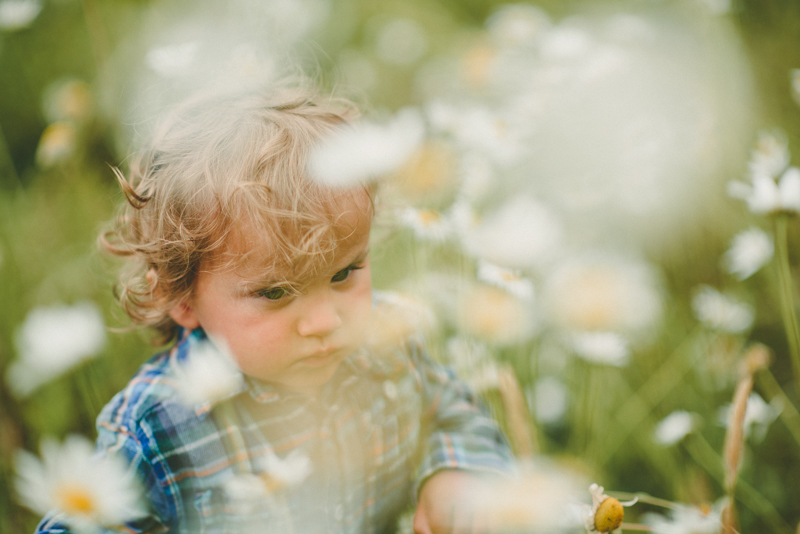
570;331;630;367
722;227;773;280
261;449;312;488
728;167;800;215
171;336;245;407
36;122;78;167
308;108;424;188
543;253;663;335
691;286;753;334
653;411;696;446
476;260;534;300
457;283;538;346
7;301;106;397
145;41;198;78
486;3;551;48
748;129;790;180
530;376;569;425
462;196;563;270
643;500;725;534
399;207;452;242
718;392;780;442
14;435;145;533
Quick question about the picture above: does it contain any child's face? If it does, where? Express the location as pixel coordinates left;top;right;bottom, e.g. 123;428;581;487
170;197;373;396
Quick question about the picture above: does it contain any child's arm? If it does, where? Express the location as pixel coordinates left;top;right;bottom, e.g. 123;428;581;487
409;342;516;533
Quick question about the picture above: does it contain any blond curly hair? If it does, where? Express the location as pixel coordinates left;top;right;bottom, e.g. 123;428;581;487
101;82;371;344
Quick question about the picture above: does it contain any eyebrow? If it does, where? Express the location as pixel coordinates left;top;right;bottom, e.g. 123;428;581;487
237;246;370;292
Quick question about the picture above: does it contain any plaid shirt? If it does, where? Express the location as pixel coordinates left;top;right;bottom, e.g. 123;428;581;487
35;326;514;534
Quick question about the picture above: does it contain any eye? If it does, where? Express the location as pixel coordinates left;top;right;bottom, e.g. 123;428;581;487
257;286;290;300
331;264;363;283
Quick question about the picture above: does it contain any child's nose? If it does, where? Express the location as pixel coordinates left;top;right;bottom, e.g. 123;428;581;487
297;292;344;338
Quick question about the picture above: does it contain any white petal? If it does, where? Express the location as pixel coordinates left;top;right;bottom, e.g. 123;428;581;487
746;176;781;214
778;167;800;213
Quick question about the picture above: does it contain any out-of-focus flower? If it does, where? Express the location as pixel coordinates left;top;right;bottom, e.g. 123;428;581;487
791;69;800;107
718;392;780;442
42;79;93;123
578;483;637;533
691;286;753;334
540;26;592;61
457;283;537;345
6;302;106;397
261;450;312;489
460;42;496;87
399;207;451;242
462;196;563;270
722;227;773;280
308;108;424;187
145;41;198;77
748;130;790;180
0;0;41;31
476;260;534;300
389;142;458;205
14;435;145;533
36;122;77;167
728;130;800;215
466;461;585;532
530;376;569;425
486;3;551;48
374;17;428;66
172;337;245;407
643;500;725;534
445;337;500;392
544;254;663;335
367;291;437;352
653;411;697;446
570;331;630;367
728;168;800;215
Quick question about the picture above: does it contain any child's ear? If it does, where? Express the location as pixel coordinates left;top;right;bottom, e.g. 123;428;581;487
168;301;201;329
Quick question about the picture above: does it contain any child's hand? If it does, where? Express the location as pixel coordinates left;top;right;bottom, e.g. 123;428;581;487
413;469;497;534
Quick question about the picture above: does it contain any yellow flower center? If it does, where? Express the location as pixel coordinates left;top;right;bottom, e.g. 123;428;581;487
418;210;441;226
594;497;624;532
56;485;96;516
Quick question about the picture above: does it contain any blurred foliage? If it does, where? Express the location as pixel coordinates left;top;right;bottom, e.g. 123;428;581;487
2;0;800;533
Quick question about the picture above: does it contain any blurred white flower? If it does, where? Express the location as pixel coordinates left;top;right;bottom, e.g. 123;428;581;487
539;26;592;61
543;254;663;335
466;461;585;532
145;41;198;77
691;286;753;333
570;331;630;367
748;130;790;180
7;302;106;397
390;142;458;204
653;411;696;446
644;501;724;534
486;3;551;48
463;196;563;270
14;435;145;533
792;69;800;107
718;392;780;442
42;79;93;123
530;376;569;425
36;122;77;167
0;0;41;31
728;130;800;215
728;167;800;215
374;17;428;66
399;207;451;242
308;108;424;187
223;473;269;513
457;283;537;346
367;291;437;351
445;336;491;370
476;261;534;300
172;337;245;406
722;227;773;280
262;449;312;489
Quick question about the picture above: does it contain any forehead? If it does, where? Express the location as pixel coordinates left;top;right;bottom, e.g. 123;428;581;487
213;188;373;281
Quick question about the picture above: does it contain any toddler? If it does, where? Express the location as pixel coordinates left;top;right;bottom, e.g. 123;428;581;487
34;81;514;534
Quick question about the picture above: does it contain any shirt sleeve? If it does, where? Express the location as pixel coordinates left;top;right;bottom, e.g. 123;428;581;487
409;341;516;497
33;417;171;534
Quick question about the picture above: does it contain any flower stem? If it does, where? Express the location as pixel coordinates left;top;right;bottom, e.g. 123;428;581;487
773;214;800;390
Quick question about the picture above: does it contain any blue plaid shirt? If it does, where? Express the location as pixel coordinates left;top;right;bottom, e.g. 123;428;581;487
35;327;514;533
